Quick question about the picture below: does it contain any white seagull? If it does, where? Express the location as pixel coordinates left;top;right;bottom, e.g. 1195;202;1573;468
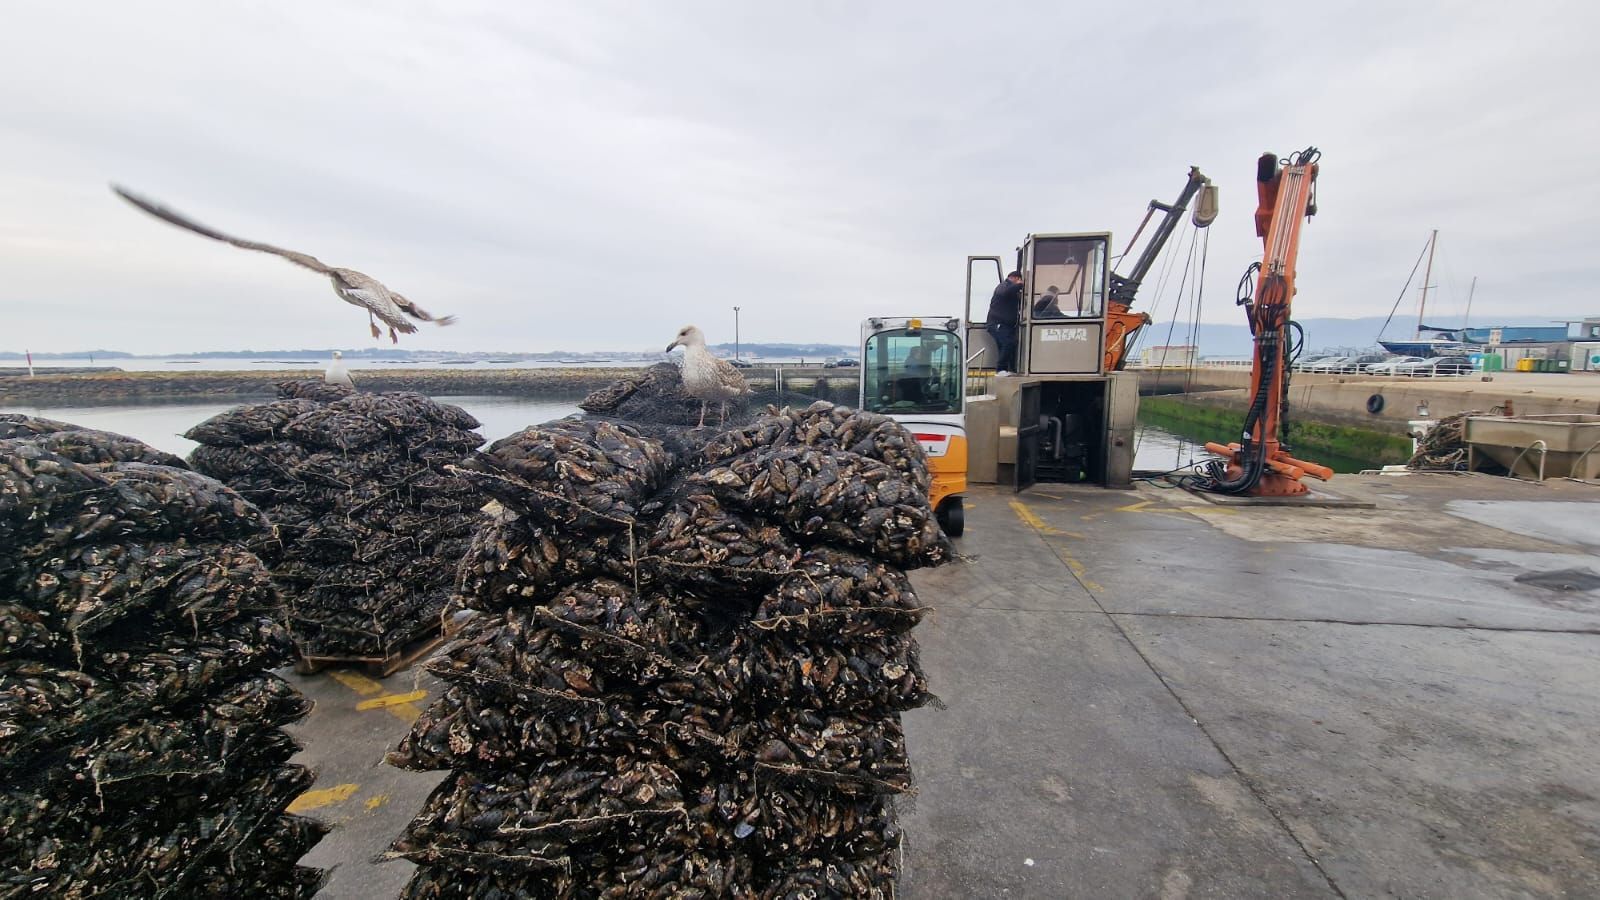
111;184;457;343
325;350;355;390
665;325;748;427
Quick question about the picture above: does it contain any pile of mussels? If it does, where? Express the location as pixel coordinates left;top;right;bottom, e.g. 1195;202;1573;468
187;382;486;658
0;414;324;898
388;401;948;897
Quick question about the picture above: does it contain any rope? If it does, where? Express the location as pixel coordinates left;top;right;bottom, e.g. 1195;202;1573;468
1375;237;1434;342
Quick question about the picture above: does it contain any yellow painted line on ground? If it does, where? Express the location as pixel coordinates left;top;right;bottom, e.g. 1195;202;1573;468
326;669;385;696
355;690;428;710
364;794;390;811
328;670;425;722
1058;552;1105;593
287;783;360;814
1010;500;1104;592
1116;499;1155;513
1009;500;1064;535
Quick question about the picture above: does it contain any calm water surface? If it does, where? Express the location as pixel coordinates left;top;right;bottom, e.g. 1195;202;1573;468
0;396;584;457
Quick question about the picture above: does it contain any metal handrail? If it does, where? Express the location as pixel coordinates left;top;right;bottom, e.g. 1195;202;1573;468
1566;438;1600;484
1507;440;1549;482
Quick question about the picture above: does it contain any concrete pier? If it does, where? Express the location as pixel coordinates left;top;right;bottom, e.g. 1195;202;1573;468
287;473;1600;898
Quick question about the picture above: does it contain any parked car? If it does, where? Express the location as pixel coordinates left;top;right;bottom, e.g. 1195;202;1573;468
1365;356;1426;375
727;359;753;368
1303;356;1357;373
1393;356;1472;377
830;357;860;368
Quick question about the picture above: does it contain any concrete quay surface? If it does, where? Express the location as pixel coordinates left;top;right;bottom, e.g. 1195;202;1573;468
1141;368;1600;433
284;473;1600;898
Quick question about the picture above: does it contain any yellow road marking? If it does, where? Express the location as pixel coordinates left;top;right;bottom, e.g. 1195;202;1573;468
328;670;424;722
326;670;385;696
1010;500;1104;592
355;690;428;710
1059;552;1104;593
287;783;359;814
364;794;390;811
1116;499;1154;513
1009;500;1063;535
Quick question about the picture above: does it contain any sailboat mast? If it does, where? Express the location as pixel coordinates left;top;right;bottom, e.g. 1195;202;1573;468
1416;229;1438;339
1462;275;1477;329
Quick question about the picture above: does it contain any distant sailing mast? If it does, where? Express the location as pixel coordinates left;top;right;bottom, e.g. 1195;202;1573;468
1461;275;1477;328
1415;228;1438;339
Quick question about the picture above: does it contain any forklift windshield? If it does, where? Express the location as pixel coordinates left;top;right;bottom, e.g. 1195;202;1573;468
863;327;963;414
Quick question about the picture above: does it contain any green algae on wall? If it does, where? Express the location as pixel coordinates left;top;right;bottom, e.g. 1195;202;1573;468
1139;395;1413;470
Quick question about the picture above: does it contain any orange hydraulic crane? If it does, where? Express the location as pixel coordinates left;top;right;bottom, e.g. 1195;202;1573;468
1104;166;1218;371
1201;147;1334;496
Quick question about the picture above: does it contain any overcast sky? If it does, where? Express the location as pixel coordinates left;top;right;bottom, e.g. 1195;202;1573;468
3;2;1597;353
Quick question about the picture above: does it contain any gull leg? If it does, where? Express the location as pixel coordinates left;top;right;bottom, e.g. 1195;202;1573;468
389;326;400;344
719;401;728;425
698;402;707;428
369;312;382;340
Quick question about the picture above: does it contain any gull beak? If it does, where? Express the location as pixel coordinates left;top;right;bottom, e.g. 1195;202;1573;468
665;341;679;352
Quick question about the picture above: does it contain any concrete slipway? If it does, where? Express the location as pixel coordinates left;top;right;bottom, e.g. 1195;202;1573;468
284;473;1600;899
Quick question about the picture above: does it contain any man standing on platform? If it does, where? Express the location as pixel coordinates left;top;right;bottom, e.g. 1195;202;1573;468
986;270;1023;375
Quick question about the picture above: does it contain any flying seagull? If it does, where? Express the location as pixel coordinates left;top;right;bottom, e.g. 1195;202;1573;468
325;350;355;390
665;324;748;427
111;184;456;343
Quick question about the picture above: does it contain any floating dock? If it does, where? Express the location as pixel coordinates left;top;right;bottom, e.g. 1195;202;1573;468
285;472;1600;898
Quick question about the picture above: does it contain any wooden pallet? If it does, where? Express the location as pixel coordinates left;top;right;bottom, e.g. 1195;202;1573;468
293;619;457;679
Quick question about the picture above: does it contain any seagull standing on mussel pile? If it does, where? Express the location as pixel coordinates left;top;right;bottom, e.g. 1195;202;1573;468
110;185;457;343
325;351;355;390
665;325;748;427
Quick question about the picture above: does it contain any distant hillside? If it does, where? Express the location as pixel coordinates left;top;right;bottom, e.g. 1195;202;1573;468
709;342;854;357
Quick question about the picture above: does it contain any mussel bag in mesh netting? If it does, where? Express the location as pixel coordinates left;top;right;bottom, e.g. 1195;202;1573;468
389;398;945;897
0;420;323;898
186;381;486;657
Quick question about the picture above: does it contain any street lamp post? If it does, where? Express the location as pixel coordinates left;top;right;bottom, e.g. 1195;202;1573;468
733;306;741;361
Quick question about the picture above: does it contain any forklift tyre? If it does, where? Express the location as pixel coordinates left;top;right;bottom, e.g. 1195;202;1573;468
936;496;965;538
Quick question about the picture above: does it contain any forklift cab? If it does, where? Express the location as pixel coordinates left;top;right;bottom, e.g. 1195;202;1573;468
860;316;968;536
964;232;1139;490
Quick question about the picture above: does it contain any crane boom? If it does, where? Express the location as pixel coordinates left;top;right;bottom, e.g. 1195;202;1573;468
1104;166;1216;371
1202;147;1333;496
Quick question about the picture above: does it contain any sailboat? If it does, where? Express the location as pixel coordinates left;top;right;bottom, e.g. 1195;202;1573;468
1377;230;1472;357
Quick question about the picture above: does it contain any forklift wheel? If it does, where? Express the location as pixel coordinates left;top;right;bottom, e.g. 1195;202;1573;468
936;497;965;538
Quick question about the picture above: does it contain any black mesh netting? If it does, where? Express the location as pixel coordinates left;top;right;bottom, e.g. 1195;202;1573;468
186;381;487;658
387;368;948;898
0;420;323;898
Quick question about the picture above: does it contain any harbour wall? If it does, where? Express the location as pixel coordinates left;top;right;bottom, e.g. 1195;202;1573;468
0;367;859;407
1138;368;1600;434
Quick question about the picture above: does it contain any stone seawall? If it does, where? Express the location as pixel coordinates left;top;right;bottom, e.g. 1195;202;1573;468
0;367;860;407
1138;368;1600;434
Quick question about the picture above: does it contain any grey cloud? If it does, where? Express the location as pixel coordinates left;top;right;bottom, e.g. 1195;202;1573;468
2;1;1597;354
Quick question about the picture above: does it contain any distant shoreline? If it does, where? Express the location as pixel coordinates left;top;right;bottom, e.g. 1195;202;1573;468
0;366;857;407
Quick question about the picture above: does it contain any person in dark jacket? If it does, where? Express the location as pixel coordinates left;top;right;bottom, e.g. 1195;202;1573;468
986;271;1023;374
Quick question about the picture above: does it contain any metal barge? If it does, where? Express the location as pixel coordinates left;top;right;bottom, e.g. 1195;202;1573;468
286;471;1600;898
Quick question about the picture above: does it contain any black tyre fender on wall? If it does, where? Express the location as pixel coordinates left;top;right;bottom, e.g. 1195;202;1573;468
1366;393;1386;414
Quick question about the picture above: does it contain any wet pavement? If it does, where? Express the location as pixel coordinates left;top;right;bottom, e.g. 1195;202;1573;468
902;475;1600;898
284;473;1600;898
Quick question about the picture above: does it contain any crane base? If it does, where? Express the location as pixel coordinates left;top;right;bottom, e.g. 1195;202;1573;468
1202;441;1335;497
